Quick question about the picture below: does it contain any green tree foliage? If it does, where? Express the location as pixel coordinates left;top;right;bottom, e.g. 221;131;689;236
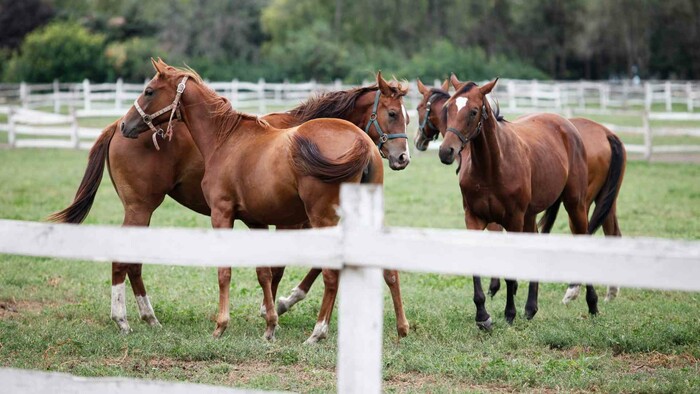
3;0;700;82
3;21;107;82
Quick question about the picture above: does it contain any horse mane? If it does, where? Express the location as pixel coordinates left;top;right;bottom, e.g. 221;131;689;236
288;81;408;123
427;88;451;101
162;64;269;144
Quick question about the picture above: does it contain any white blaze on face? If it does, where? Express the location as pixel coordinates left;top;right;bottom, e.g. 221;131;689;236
455;97;469;112
401;104;408;132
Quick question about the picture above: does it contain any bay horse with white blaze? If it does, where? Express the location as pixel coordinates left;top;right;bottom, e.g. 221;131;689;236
439;77;598;329
49;67;410;340
414;76;626;304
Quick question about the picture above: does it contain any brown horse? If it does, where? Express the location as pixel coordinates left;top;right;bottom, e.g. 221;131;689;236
49;69;410;340
116;59;391;342
439;77;597;329
414;77;626;304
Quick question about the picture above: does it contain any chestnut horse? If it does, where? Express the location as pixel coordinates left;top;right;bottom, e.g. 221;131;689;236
414;77;626;304
49;69;410;340
439;78;599;330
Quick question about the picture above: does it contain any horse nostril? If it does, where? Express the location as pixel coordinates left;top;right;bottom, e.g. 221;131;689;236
398;153;407;163
120;121;125;132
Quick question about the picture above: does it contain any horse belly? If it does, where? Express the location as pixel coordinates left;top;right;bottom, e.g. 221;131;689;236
236;189;308;227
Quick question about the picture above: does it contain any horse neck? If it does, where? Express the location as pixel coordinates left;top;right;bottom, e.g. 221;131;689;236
466;113;503;179
345;90;375;129
178;86;237;160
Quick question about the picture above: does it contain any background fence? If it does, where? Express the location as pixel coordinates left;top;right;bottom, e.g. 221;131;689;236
1;184;699;393
1;79;700;160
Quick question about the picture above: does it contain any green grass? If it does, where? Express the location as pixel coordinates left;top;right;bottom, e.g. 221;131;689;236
1;141;700;392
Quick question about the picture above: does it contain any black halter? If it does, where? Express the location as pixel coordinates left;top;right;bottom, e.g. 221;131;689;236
364;90;408;154
446;103;488;150
418;93;441;142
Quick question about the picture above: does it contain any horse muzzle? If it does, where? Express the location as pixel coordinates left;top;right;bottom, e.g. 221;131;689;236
438;145;456;165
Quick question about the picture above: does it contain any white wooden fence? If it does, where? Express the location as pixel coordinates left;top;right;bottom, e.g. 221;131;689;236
1;184;700;393
1;79;700;158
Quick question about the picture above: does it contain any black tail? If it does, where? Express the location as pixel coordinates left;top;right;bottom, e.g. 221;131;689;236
588;134;625;234
46;120;118;223
537;198;561;234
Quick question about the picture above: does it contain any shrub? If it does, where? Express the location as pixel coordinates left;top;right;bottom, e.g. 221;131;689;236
3;21;107;82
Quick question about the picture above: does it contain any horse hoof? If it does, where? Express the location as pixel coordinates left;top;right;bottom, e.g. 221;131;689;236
276;299;290;316
505;316;515;325
304;335;322;345
142;315;161;327
397;323;410;338
524;309;538;320
562;287;580;305
476;317;493;331
263;327;277;342
212;325;227;339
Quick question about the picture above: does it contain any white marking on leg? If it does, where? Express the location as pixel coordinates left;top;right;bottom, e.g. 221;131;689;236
455;97;469;112
604;286;619;302
562;285;581;305
259;303;267;317
136;295;160;327
277;287;307;315
111;283;130;332
304;320;329;344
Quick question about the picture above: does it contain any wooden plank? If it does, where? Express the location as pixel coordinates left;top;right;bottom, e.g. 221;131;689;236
0;219;342;269
0;368;282;394
14;139;74;149
343;227;700;292
337;184;384;394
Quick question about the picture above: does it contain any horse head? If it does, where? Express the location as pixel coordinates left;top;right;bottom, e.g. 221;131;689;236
439;77;498;164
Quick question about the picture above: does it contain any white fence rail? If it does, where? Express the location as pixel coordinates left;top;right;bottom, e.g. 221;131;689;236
1;184;700;393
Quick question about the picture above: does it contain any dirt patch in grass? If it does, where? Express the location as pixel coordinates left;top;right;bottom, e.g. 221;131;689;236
617;351;700;373
0;299;47;318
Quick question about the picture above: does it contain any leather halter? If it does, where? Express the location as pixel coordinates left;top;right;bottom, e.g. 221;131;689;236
446;103;488;151
133;76;189;150
418;93;441;142
364;90;408;155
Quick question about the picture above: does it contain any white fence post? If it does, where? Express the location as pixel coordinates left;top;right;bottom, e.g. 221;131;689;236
665;81;672;112
53;79;60;113
230;79;239;107
83;79;91;112
257;78;266;114
644;82;652;111
8;107;16;148
20;82;28;108
507;80;516;111
338;184;384;394
115;78;124;111
686;82;693;112
643;110;652;161
70;108;80;149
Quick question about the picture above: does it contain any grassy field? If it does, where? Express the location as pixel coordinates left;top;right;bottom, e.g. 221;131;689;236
1;138;700;392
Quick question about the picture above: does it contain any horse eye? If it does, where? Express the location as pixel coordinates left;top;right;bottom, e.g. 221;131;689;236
144;88;154;97
388;111;397;118
470;108;478;116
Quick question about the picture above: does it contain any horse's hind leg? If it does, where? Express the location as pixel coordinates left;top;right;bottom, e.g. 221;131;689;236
127;264;160;327
112;203;161;333
256;267;279;341
276;222;320;316
602;203;622;302
383;269;409;338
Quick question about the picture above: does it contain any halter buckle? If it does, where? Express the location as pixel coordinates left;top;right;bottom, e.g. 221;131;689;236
177;81;187;93
142;114;152;124
369;113;377;121
379;134;388;143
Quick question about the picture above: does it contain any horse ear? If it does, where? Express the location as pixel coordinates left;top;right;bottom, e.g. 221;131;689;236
480;77;499;95
376;71;393;96
151;58;162;73
450;73;462;89
441;79;450;92
416;78;428;95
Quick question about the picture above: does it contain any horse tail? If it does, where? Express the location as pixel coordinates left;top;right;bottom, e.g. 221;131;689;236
290;133;373;184
537;198;561;234
587;134;626;234
47;120;118;223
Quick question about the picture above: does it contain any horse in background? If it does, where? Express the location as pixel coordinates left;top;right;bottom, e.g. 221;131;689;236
415;76;625;305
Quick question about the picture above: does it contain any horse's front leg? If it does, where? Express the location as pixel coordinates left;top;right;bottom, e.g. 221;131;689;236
522;214;539;320
383;269;409;338
466;212;491;330
276;223;320;317
256;267;279;341
503;214;526;325
210;201;234;338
